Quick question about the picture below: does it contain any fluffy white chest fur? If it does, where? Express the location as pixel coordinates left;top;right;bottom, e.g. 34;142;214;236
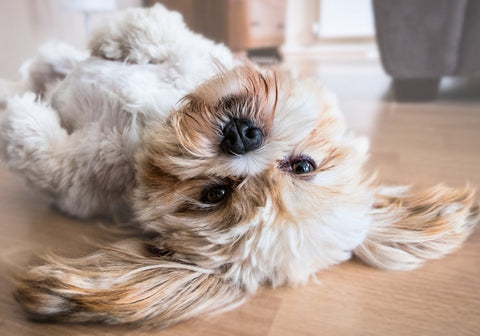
0;4;477;328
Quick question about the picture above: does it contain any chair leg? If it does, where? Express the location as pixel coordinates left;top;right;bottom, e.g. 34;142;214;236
392;78;440;102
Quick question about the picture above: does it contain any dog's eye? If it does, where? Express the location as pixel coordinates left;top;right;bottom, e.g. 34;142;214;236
291;159;316;174
202;185;229;204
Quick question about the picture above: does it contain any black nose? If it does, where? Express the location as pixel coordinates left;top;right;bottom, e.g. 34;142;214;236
220;118;264;155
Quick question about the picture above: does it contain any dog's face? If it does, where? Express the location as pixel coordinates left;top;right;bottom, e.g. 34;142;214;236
135;64;372;287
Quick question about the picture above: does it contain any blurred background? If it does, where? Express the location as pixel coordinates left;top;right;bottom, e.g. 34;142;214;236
0;2;479;335
1;0;479;103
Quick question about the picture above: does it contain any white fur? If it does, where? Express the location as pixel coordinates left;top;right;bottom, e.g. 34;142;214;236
0;5;236;219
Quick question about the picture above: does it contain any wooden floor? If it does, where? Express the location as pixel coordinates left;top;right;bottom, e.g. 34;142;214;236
1;54;479;335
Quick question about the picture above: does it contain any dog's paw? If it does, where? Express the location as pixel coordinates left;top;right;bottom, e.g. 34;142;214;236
0;93;66;174
89;4;187;64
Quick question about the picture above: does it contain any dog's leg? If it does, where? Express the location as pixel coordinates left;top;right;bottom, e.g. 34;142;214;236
20;42;88;98
355;185;479;270
0;42;87;107
88;5;234;68
88;4;184;64
0;93;136;218
0;93;68;193
15;239;246;326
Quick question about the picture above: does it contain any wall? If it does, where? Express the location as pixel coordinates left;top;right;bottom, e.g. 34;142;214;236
317;0;374;38
284;0;319;47
284;0;376;49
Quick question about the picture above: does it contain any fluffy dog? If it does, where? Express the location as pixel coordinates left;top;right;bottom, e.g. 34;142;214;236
0;5;478;328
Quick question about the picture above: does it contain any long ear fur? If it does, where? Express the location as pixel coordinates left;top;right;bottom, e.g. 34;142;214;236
15;239;246;327
355;185;479;270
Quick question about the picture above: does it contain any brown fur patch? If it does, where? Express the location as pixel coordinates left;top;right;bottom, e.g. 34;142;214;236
355;185;478;270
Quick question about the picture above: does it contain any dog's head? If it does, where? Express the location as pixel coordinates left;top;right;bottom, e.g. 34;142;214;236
135;64;372;287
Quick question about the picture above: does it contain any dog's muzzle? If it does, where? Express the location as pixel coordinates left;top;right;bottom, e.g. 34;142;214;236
221;118;263;155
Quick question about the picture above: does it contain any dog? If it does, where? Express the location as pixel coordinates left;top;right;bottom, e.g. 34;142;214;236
0;5;478;328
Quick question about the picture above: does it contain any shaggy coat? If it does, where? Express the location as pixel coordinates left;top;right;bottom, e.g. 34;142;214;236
0;5;478;328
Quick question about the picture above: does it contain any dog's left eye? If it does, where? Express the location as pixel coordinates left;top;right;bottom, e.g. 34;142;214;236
202;185;229;204
291;159;316;174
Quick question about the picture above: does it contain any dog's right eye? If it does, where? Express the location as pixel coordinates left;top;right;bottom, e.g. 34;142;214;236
201;185;229;204
291;159;315;174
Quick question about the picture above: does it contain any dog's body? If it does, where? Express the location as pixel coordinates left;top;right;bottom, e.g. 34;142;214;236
0;5;478;328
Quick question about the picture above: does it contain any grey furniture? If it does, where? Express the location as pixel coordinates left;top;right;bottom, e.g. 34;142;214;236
373;0;480;101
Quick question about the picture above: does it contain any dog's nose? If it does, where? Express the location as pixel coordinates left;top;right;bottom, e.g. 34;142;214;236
221;118;264;155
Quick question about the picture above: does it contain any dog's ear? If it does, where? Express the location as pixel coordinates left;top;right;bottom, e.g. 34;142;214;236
355;185;479;270
15;239;246;327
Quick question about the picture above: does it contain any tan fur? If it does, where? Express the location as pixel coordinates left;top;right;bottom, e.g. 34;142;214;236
355;185;479;270
15;240;246;327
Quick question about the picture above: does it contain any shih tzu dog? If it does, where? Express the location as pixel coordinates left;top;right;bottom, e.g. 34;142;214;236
0;5;478;328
